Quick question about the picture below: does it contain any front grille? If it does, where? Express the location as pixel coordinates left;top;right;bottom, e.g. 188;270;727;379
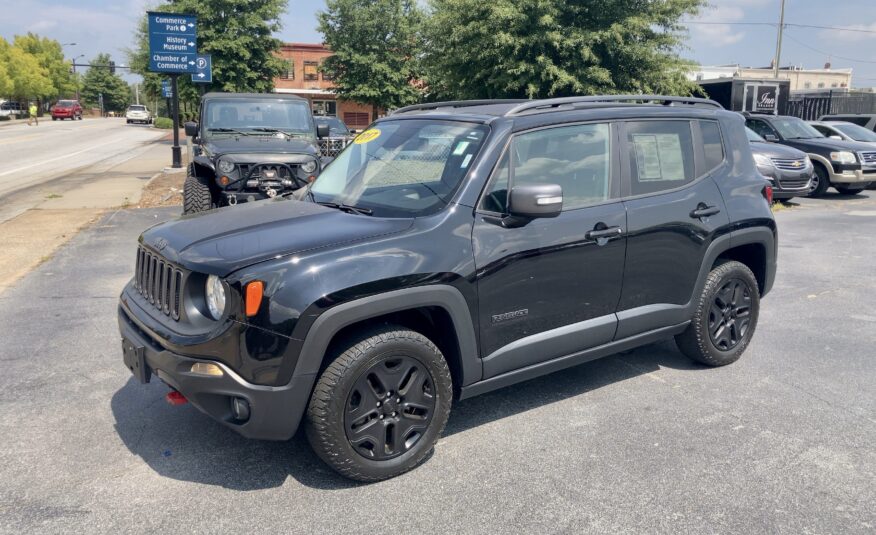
860;152;876;165
778;176;810;189
771;157;808;171
238;163;298;180
134;245;184;320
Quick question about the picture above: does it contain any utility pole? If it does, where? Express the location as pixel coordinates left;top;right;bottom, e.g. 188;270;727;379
773;0;786;79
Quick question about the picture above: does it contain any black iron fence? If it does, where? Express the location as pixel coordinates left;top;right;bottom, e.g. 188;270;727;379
787;91;876;120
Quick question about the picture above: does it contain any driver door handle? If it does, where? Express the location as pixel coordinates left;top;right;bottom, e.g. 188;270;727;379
585;226;623;240
690;204;721;219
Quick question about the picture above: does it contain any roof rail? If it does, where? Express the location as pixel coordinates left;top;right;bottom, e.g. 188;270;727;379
392;99;529;115
504;95;723;116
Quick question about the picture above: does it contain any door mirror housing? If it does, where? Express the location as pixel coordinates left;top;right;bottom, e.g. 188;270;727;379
764;134;779;142
509;183;563;219
184;121;199;138
317;123;330;139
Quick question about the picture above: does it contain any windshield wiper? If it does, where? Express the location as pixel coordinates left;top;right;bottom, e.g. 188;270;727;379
207;128;253;136
316;201;373;216
251;127;307;137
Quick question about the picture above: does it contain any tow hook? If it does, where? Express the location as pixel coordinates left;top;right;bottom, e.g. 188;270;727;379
266;187;277;198
166;390;188;406
227;194;237;206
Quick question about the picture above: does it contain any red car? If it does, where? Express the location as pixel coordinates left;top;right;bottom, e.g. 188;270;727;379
51;100;83;121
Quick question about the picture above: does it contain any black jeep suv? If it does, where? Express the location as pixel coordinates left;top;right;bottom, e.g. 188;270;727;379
119;96;776;481
182;92;330;214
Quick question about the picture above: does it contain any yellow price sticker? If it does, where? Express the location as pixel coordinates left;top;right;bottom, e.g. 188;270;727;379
354;129;381;144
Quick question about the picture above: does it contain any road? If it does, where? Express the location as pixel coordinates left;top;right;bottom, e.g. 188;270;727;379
0;117;165;201
0;194;874;533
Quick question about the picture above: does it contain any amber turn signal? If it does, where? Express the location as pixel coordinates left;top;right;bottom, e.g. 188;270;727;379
219;176;230;186
245;280;264;317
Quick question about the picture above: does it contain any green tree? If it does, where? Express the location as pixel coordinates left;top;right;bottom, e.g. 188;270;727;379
80;53;132;112
0;39;13;97
13;33;76;99
318;0;423;120
0;37;55;102
423;0;705;99
128;0;287;112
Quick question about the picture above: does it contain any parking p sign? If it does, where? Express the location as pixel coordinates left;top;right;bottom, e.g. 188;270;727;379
191;54;212;83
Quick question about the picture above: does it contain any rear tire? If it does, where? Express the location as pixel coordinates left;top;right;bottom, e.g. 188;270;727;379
808;163;830;197
834;185;865;195
183;171;215;214
306;326;453;482
676;261;760;367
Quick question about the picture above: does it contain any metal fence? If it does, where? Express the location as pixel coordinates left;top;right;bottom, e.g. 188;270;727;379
787;91;876;120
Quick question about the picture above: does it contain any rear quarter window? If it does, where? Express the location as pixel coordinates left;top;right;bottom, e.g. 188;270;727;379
699;120;725;172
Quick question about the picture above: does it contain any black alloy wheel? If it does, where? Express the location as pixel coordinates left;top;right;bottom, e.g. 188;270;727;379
707;279;752;351
344;355;436;460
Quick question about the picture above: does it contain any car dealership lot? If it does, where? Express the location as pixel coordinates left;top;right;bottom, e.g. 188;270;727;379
1;195;874;533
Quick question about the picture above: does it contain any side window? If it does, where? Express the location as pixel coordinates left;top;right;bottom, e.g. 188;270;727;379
745;119;776;139
626;120;695;196
811;124;831;136
481;123;613;213
699;120;725;172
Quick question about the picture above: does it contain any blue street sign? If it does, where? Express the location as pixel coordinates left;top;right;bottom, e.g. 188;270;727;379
161;80;173;98
147;12;198;73
191;54;212;83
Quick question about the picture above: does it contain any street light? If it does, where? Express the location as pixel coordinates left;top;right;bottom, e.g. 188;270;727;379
71;54;85;101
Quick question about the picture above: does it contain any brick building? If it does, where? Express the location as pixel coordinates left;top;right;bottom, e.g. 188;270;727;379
274;43;376;130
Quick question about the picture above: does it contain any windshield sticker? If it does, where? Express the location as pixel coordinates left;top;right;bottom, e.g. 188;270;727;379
453;141;470;155
354;129;381;144
461;154;473;168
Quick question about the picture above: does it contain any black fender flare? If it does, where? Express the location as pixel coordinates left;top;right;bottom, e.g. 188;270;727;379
190;156;215;178
693;226;776;302
290;285;481;387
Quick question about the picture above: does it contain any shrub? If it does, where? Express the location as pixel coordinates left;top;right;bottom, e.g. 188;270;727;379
153;117;173;129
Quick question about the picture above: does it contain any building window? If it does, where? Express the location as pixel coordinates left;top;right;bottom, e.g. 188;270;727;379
279;59;294;80
344;112;371;129
320;61;333;81
817;82;825;88
803;81;812;89
312;100;337;117
831;82;838;88
304;61;318;81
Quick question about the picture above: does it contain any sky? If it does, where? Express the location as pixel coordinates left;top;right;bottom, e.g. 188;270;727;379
1;0;875;87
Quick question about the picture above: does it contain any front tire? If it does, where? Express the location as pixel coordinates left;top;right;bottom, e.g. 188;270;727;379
183;171;215;214
306;326;453;482
676;261;760;367
834;185;865;195
808;164;831;197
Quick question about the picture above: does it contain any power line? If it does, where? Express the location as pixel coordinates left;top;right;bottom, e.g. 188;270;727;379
683;21;876;35
782;30;876;65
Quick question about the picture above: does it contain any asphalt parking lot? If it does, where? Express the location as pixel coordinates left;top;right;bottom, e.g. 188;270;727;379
1;193;874;534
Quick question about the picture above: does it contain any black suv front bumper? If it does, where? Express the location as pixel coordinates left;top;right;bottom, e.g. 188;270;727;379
118;305;313;441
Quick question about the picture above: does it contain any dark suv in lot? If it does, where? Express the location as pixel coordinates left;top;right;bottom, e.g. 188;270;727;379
182;92;330;214
744;113;875;196
119;96;776;481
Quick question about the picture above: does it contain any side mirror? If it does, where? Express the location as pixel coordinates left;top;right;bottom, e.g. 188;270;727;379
764;134;779;142
317;123;330;139
349;129;358;135
829;135;842;140
184;121;199;137
509;183;563;219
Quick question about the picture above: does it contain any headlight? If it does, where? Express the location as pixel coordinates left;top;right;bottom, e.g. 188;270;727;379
301;159;317;174
753;153;774;168
205;275;226;320
830;151;856;164
217;159;235;173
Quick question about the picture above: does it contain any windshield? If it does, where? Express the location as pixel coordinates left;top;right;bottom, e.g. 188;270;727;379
833;123;876;142
316;117;350;136
128;105;146;111
58;100;76;107
204;98;314;137
745;127;765;142
309;119;489;217
771;117;824;140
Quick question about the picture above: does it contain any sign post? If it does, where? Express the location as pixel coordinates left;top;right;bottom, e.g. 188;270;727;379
147;11;198;168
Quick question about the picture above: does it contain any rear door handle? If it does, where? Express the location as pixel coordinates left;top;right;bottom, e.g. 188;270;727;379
585;226;623;240
690;205;721;219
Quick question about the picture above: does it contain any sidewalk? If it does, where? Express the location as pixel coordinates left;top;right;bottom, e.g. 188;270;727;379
0;140;187;294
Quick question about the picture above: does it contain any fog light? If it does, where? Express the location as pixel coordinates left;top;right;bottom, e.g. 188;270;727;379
190;362;224;376
281;179;293;187
231;397;250;422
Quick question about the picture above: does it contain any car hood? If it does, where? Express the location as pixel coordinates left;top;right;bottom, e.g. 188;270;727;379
203;136;318;157
783;137;876;153
140;198;413;276
749;141;807;159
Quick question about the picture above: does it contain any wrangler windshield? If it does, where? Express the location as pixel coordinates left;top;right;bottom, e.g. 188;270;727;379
204;98;314;138
309;120;489;217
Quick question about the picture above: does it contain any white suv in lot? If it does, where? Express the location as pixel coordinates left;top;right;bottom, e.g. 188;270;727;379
125;105;152;125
